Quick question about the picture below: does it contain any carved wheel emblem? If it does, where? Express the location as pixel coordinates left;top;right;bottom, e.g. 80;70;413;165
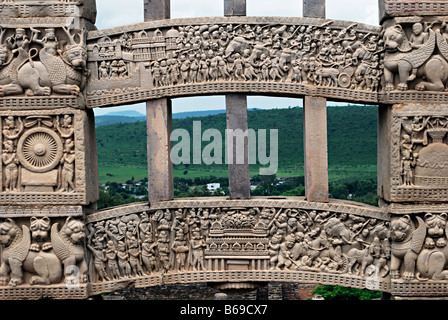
17;128;63;173
338;73;351;88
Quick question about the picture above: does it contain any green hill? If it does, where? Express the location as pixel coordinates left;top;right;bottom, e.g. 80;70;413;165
96;106;378;183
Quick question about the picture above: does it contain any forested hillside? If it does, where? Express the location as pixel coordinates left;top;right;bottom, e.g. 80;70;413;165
96;106;378;170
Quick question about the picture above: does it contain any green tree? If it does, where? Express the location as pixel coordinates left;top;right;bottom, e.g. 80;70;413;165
312;286;382;300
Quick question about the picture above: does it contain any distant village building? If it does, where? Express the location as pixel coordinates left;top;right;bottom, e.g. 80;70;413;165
207;183;221;192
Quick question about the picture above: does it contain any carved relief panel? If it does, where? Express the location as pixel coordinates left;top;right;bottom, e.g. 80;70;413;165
0;109;98;205
85;200;391;294
0;215;89;299
86;17;383;107
379;104;448;203
390;212;448;296
0;24;89;106
380;17;448;103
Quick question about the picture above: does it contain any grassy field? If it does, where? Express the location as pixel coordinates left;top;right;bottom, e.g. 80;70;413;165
98;164;377;184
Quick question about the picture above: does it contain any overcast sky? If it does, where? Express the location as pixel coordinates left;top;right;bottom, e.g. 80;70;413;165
93;0;379;115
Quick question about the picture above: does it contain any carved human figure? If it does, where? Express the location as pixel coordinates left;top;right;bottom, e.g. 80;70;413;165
189;228;206;271
105;240;121;280
268;232;282;270
141;237;158;274
277;234;296;270
58;139;76;192
6;28;30;52
409;23;429;50
128;236;144;277
116;240;132;278
157;230;170;272
171;229;189;271
2;139;19;192
99;61;109;79
87;238;110;282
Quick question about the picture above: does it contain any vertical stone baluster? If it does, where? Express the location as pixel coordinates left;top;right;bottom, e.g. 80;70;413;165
303;0;326;18
225;0;251;199
145;0;174;202
303;0;329;203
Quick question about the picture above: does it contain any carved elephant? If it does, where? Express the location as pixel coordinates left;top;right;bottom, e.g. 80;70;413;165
224;36;253;59
277;49;298;80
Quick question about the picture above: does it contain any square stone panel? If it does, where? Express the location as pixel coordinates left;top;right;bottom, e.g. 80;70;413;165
379;103;448;203
0;108;98;206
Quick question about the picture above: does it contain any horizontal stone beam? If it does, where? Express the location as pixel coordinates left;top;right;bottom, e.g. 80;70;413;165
84;16;384;108
379;0;448;22
82;197;392;297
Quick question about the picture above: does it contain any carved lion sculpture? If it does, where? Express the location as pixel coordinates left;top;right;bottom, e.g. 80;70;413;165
0;28;89;97
390;215;426;281
0;218;63;287
51;217;88;284
383;25;448;92
415;213;448;280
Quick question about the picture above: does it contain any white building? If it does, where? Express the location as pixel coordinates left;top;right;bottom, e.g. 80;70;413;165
207;183;221;192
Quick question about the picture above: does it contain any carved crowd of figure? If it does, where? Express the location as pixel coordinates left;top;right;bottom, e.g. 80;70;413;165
0;26;89;97
149;23;383;91
1;114;76;193
86;207;391;282
91;22;384;92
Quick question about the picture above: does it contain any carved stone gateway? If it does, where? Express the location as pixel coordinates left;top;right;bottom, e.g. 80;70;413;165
0;0;447;300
